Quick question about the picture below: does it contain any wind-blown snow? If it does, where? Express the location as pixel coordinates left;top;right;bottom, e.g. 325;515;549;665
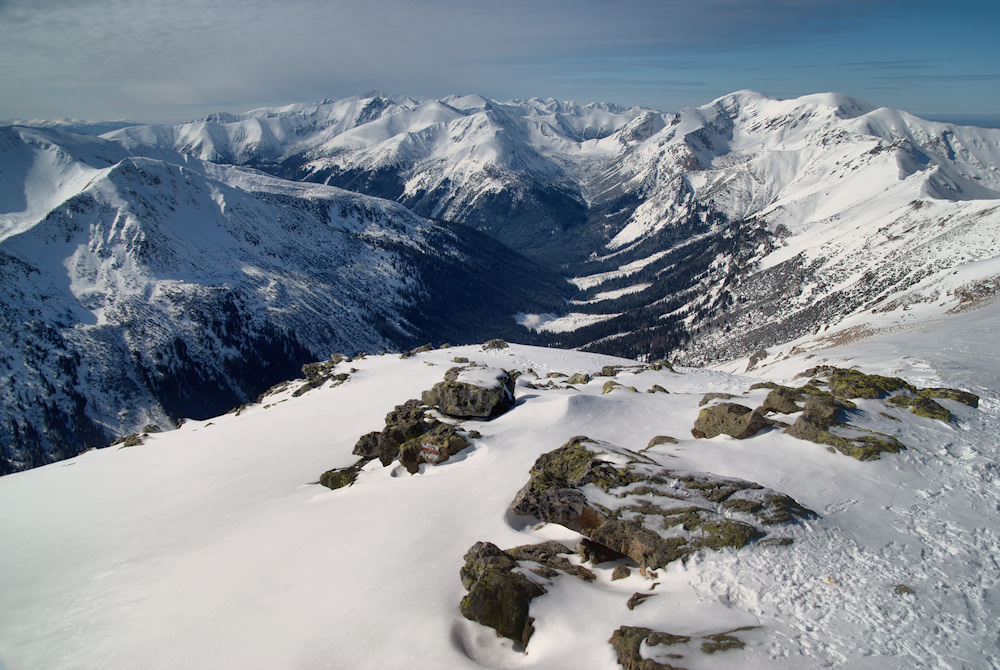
1;316;998;668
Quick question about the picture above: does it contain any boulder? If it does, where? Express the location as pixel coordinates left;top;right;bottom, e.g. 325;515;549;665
691;403;769;439
421;367;515;419
459;542;544;648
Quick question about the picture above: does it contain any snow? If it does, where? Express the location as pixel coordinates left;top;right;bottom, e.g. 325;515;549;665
2;309;999;668
516;311;621;333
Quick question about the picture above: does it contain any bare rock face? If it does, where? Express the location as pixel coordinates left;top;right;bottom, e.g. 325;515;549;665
691;403;770;439
508;437;811;574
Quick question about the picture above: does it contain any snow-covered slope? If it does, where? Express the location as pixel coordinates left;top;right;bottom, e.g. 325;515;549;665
0;332;996;669
106;94;646;259
0;126;567;472
518;91;1000;362
110;91;1000;364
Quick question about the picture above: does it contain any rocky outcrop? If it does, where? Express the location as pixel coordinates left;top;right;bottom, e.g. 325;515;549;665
321;365;516;487
421;366;516;419
691;403;770;439
609;625;758;669
508;437;811;575
458;540;594;648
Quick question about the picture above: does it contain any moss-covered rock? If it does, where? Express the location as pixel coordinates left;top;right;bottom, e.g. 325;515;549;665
397;423;470;474
481;339;509;350
887;395;951;421
510;437;810;575
761;387;804;414
646;385;669;394
318;458;368;490
804;366;915;399
691;403;770;439
603;380;638;394
646;435;678;449
351;431;380;459
786;395;903;460
566;372;591;385
916;387;979;407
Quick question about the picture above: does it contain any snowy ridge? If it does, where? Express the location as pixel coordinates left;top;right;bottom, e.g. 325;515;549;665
0;125;567;471
0;333;996;668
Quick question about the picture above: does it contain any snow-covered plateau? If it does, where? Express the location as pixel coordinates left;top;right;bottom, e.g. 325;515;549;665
0;311;997;668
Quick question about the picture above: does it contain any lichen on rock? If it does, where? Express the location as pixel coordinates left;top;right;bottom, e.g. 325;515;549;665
508;437;811;575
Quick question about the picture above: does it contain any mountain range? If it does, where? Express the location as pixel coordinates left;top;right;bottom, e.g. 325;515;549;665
1;90;998;472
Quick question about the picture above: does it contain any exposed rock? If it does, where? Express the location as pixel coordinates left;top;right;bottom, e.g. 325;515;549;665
609;626;690;670
452;356;469;364
110;433;144;448
610;625;757;669
566;373;591;385
626;592;654;610
459;539;596;649
646;385;669;394
400;343;434;358
699;392;736;406
351;431;381;460
691;403;770;439
786;394;903;460
600;365;622;377
319;458;368;490
916;387;979;408
141;424;161;434
397;423;469;474
377;399;439;466
421;367;515;418
612;565;631;581
648;359;675;373
646;435;678;449
482;339;509;350
887;395;951;421
576;537;629;565
509;437;810;574
802;366;915;399
603;380;638;394
761;386;804;414
459;542;544;648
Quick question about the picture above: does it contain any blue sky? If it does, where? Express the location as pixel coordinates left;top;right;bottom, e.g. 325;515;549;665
1;0;997;125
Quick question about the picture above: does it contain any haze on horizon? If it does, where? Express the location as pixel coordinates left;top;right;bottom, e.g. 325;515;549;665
1;0;998;126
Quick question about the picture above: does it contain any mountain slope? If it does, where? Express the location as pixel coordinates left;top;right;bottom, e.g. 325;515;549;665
0;333;996;668
110;91;1000;365
0;126;567;473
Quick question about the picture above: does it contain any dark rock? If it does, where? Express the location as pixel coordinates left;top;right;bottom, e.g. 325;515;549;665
646;435;678;449
887;395;951;421
459;542;544;648
576;537;629;565
803;366;915;399
612;565;631;581
509;437;810;574
916;387;979;408
397;423;469;474
626;592;655;610
318;457;368;490
691;403;769;439
421;368;515;419
141;424;161;434
481;339;509;350
699;392;736;406
646;385;669;394
609;626;690;670
761;387;803;414
351;431;380;459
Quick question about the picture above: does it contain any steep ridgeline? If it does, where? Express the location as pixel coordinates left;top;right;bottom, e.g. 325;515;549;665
0;126;567;473
107;94;645;262
109;92;1000;364
519;91;1000;362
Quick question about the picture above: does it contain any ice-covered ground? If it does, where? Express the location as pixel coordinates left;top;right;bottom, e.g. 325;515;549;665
1;308;998;668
